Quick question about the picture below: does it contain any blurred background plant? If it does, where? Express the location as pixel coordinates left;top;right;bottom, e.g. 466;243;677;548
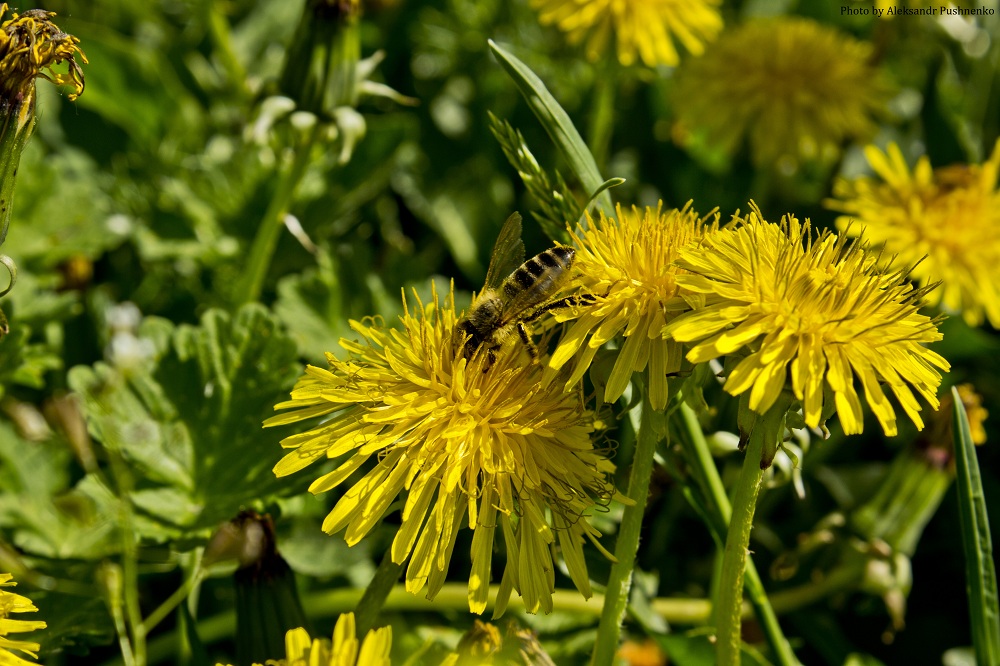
0;0;997;665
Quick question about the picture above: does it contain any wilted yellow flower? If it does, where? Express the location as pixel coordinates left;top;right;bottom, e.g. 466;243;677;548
442;619;556;666
216;614;392;666
549;203;719;410
827;141;1000;328
0;4;85;133
267;285;615;616
531;0;723;67
673;18;889;167
663;206;949;436
0;573;46;666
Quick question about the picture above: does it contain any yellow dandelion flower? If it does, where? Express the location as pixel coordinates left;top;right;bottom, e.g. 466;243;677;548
549;203;719;410
0;573;46;666
216;613;392;666
826;141;1000;328
663;206;949;436
0;3;86;132
673;18;889;167
531;0;723;67
266;285;615;616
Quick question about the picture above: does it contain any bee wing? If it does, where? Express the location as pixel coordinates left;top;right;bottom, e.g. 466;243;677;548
482;212;525;291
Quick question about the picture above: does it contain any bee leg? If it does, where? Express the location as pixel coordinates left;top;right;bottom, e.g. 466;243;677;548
517;322;539;360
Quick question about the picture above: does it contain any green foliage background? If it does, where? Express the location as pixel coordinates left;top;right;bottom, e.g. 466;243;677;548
0;0;998;664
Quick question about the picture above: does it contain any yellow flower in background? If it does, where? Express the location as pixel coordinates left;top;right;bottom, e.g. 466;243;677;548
673;18;889;167
663;206;949;436
549;203;719;410
827;141;1000;328
216;614;392;666
267;285;616;616
0;573;46;666
531;0;723;67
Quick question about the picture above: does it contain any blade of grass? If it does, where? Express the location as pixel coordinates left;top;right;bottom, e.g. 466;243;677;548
952;385;1000;663
488;40;613;214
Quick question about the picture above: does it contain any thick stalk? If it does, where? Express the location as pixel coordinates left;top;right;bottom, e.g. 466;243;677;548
678;403;799;665
716;428;767;665
234;126;319;305
592;392;659;666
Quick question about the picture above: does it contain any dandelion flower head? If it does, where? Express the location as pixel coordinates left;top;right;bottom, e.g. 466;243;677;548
531;0;723;67
215;613;392;666
663;206;949;436
267;285;616;616
827;141;1000;328
672;17;889;168
549;203;719;410
0;4;86;130
0;573;46;666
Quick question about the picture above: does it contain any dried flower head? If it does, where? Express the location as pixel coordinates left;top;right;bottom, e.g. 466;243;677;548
0;4;85;132
267;285;615;616
827;141;1000;328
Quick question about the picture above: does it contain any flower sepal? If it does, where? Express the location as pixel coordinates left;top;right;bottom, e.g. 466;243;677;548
737;390;794;469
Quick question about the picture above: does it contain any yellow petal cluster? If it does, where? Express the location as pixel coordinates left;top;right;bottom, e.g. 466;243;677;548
216;613;392;666
827;141;1000;328
266;285;615;616
0;4;86;131
549;203;718;410
663;207;949;436
0;573;46;666
673;17;889;167
531;0;722;67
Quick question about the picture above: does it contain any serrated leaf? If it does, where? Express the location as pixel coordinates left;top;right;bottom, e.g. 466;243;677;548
952;386;1000;664
488;40;612;214
69;304;301;534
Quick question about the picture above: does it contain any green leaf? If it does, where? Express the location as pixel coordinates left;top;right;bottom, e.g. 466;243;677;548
0;324;62;398
68;304;302;534
952;386;1000;663
488;40;612;214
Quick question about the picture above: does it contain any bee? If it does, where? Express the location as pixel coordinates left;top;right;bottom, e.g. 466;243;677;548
456;212;576;366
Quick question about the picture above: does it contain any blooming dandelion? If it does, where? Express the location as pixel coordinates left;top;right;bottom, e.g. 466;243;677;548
217;613;392;666
827;141;1000;328
266;285;616;616
663;206;949;437
672;18;889;167
531;0;723;67
549;203;719;410
0;573;46;666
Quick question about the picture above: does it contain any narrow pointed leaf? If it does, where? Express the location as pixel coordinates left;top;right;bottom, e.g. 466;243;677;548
488;40;612;213
952;386;1000;664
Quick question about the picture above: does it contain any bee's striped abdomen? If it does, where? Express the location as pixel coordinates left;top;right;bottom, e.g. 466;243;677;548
502;246;575;300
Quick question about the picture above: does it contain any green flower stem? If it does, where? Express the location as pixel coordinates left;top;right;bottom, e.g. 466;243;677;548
234;126;319;306
208;1;248;96
592;391;660;666
588;56;617;171
355;548;405;636
677;403;799;665
716;424;769;665
143;569;205;635
135;572;878;666
107;450;146;666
